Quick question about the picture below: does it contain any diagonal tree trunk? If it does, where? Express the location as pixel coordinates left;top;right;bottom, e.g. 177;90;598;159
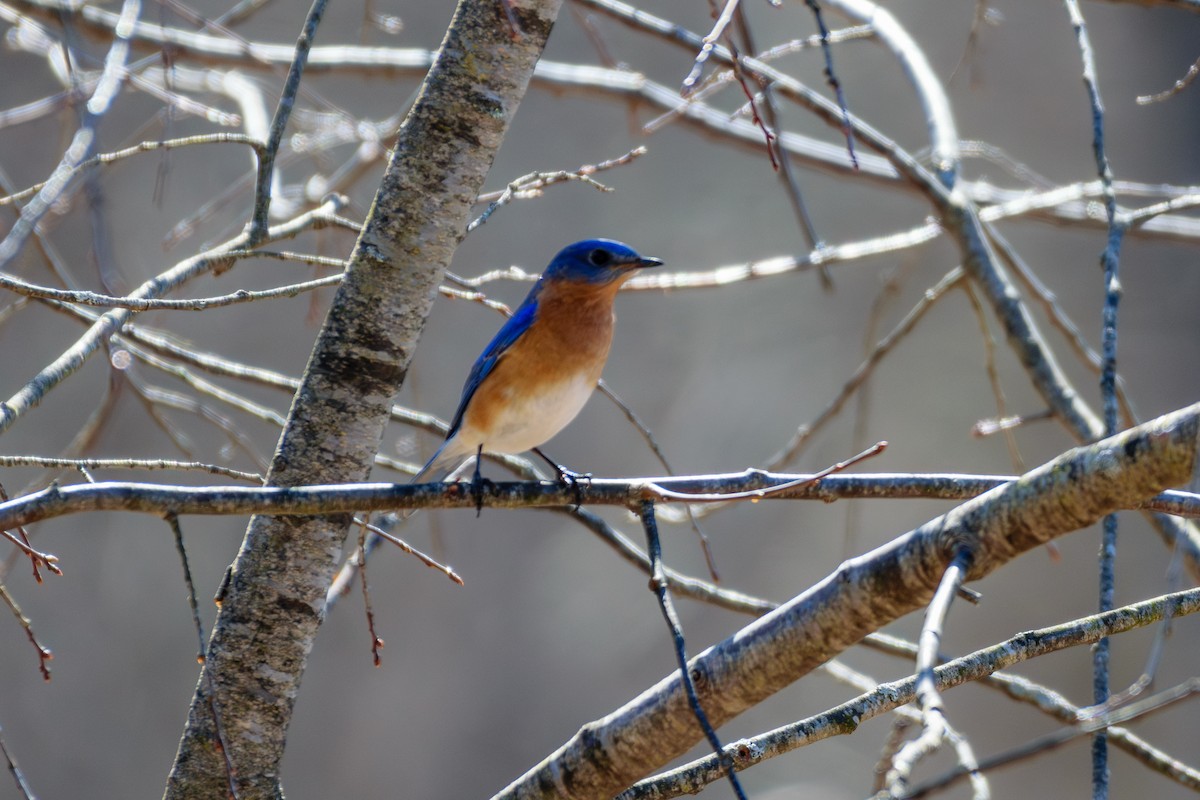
163;2;563;797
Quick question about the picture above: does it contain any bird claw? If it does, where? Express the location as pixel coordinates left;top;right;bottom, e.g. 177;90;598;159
471;477;496;517
555;466;592;510
531;448;591;509
469;449;494;517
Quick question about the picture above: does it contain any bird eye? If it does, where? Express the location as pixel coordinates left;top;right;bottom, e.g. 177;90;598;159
587;249;612;267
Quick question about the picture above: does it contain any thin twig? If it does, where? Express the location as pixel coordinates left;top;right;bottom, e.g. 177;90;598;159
844;259;911;556
886;547;988;799
731;3;828;286
680;0;742;93
0;484;43;583
352;514;463;586
1136;55;1200;104
639;500;747;800
902;679;1200;799
164;513;240;798
597;379;720;581
646;442;886;502
863;631;1200;792
801;0;859;167
0;583;53;680
948;0;998;88
0;196;345;436
123;370;269;471
0;134;264;207
0;0;142;269
1062;4;1120;793
0;455;260;482
0;269;344;311
246;0;329;240
961;280;1024;470
466;148;646;232
355;518;385;666
0;717;36;800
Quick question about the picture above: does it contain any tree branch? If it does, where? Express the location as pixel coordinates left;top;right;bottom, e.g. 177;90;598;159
490;402;1200;799
2;465;1197;535
620;587;1200;799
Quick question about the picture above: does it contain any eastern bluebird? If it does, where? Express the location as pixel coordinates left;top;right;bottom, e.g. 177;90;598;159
412;238;663;487
325;239;663;601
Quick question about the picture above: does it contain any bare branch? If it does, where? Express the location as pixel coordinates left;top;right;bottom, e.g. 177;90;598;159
885;548;987;798
493;403;1199;798
620;587;1200;799
3;463;1199;536
0;197;346;435
0;0;141;268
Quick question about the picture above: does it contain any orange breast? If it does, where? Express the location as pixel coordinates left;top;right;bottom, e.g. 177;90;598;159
455;279;625;454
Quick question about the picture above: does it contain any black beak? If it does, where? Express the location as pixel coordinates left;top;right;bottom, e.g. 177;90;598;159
634;256;664;269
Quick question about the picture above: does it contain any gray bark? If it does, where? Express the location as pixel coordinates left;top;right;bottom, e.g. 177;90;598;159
162;1;563;797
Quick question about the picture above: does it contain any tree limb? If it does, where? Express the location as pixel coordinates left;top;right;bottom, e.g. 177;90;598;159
490;402;1200;799
161;1;563;797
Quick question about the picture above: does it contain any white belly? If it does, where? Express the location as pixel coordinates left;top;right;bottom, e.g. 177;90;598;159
461;372;596;455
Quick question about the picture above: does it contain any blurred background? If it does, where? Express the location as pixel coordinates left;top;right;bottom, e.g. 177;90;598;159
0;0;1198;797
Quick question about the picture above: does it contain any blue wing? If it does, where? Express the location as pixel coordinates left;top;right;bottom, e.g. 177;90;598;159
445;281;543;439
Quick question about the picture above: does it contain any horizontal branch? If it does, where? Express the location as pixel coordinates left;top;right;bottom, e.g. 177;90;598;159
0;197;346;435
0;268;343;311
0;468;1196;536
0;133;263;207
0;455;260;481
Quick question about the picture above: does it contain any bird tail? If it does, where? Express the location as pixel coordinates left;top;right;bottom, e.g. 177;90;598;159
407;436;471;487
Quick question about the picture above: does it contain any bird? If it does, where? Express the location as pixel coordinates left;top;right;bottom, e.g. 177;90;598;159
327;240;662;604
411;238;663;490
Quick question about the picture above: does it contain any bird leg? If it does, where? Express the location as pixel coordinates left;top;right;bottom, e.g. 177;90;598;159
532;447;591;509
471;444;494;517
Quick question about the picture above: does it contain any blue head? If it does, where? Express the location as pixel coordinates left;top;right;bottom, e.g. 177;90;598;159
542;239;663;285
